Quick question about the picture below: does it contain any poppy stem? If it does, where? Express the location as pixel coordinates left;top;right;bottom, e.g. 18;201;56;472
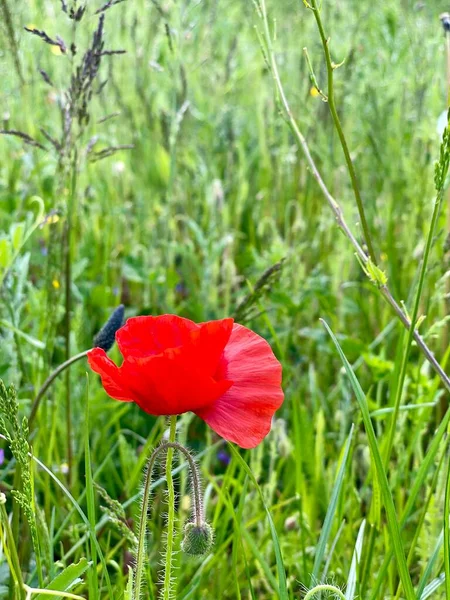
163;415;177;600
133;434;205;599
133;445;160;600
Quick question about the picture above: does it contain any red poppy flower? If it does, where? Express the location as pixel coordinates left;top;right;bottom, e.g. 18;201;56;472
88;315;283;448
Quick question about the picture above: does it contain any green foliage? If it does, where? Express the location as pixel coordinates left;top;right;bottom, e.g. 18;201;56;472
0;380;44;586
95;482;137;549
0;0;450;598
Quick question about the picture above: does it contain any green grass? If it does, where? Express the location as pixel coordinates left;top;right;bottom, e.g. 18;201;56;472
1;0;450;598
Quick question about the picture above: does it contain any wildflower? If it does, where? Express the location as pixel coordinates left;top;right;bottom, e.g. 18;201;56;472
217;449;230;465
88;315;283;448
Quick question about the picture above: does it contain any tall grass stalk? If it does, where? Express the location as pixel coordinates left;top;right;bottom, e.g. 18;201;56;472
254;0;450;393
308;0;376;264
322;320;415;600
383;115;450;466
0;0;23;84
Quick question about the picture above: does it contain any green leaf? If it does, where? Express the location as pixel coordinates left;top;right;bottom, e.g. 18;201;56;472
34;558;90;599
84;378;99;600
0;320;45;349
420;574;445;599
124;567;134;600
345;519;365;600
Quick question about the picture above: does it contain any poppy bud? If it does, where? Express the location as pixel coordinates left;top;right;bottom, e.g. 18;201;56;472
93;304;125;351
181;522;214;556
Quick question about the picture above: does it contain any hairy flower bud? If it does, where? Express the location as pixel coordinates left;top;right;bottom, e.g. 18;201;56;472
181;522;214;556
93;304;125;351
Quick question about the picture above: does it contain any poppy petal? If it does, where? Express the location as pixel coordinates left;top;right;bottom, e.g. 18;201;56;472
87;348;134;402
122;348;233;415
191;318;234;376
195;324;283;448
116;315;199;358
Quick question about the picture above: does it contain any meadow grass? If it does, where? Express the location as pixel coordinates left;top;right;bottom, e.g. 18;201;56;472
1;0;450;598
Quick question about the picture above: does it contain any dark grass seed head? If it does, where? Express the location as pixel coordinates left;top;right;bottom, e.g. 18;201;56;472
93;304;125;351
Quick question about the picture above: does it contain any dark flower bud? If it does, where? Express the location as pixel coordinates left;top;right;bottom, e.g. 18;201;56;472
93;304;125;351
440;13;450;33
181;522;214;556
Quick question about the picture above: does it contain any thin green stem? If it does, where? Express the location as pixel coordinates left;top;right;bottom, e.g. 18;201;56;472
29;350;89;428
0;0;24;85
393;444;447;600
133;422;183;600
383;147;448;466
163;416;177;600
369;404;450;599
64;152;78;487
0;502;25;600
133;436;202;599
133;447;161;600
309;0;377;264
303;585;346;600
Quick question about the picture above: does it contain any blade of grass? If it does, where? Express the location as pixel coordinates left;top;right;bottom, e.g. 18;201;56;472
370;404;450;599
444;456;450;599
84;377;99;600
311;425;354;583
228;444;288;600
416;529;444;598
320;319;415;600
420;574;446;599
345;519;365;600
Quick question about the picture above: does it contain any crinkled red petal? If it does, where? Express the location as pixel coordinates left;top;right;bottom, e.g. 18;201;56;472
195;324;284;448
116;314;199;359
122;347;233;414
87;348;134;402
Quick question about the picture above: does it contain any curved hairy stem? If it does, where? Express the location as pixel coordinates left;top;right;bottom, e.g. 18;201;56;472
133;422;204;600
133;446;161;600
163;416;177;600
